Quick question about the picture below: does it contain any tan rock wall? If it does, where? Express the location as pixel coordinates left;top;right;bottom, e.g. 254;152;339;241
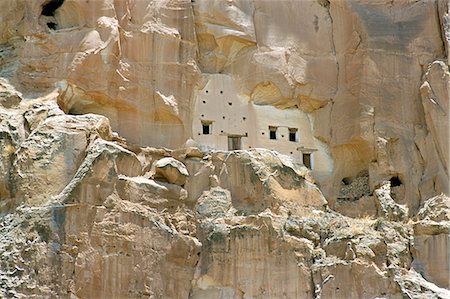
0;1;449;298
0;0;448;210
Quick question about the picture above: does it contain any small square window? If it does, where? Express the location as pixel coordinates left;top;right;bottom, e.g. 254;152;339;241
202;121;212;134
269;126;277;140
289;128;298;142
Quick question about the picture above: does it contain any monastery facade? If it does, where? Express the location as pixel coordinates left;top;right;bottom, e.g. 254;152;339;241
192;74;332;179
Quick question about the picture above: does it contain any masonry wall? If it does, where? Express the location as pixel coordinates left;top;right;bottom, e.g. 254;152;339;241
192;74;333;179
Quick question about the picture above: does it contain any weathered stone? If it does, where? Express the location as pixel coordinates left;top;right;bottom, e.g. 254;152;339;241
211;149;326;214
195;187;231;218
374;182;409;222
412;194;450;289
313;261;400;299
0;107;25;203
417;194;450;222
0;80;21;108
12;113;113;206
193;215;315;299
61;139;140;202
0;0;448;298
116;175;187;209
153;157;189;186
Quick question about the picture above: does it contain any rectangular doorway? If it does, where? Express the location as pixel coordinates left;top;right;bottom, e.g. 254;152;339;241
228;136;242;150
303;153;312;169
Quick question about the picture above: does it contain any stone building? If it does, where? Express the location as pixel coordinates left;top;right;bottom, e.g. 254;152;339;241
192;74;332;178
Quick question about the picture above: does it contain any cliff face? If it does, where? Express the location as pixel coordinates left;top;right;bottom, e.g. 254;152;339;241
0;0;449;298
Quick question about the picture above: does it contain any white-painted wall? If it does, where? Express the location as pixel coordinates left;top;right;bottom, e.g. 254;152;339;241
193;74;250;150
192;74;333;178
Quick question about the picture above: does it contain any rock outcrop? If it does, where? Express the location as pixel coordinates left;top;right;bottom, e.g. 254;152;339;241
412;194;450;289
1;0;447;212
0;0;449;298
0;91;449;298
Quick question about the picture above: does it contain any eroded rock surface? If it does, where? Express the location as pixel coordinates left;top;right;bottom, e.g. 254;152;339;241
412;194;450;289
0;93;449;298
0;0;449;298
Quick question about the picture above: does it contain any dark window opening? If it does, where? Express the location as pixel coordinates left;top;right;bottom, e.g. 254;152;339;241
202;100;206;104
202;121;212;135
242;117;246;120
390;176;402;187
228;136;242;150
205;90;208;93
289;128;298;142
222;116;225;119
42;0;64;17
269;126;277;140
220;91;223;94
303;153;312;169
228;102;232;106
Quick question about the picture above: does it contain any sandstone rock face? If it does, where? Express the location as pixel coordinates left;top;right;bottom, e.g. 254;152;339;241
0;0;449;298
0;86;448;298
0;0;447;211
418;61;450;199
412;194;450;289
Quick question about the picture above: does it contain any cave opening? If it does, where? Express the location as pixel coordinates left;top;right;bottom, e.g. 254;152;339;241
341;177;352;186
41;0;64;17
47;22;57;30
390;176;402;187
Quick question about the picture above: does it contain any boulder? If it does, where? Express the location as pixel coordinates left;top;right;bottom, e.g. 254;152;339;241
154;157;189;186
116;175;187;209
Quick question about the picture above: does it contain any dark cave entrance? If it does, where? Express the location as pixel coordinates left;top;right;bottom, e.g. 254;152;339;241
390;176;402;187
47;22;57;30
341;177;352;186
41;0;64;29
41;0;65;17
